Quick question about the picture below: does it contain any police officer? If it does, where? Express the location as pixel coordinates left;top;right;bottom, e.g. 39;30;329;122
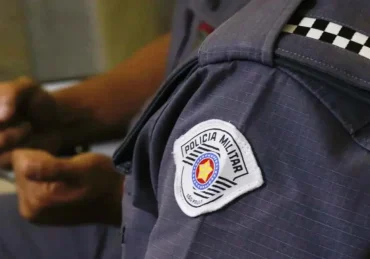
1;0;370;259
115;0;370;258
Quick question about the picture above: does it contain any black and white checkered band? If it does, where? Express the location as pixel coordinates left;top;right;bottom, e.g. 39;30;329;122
282;16;370;60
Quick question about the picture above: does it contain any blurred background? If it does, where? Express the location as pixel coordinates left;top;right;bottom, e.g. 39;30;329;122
0;0;173;81
0;0;174;192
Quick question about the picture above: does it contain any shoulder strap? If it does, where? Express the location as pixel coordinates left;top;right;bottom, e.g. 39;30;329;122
199;0;304;66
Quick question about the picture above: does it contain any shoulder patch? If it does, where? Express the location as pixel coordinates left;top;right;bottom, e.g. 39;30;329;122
173;119;264;217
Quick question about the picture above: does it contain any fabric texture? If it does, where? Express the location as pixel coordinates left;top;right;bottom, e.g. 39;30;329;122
123;58;370;258
116;0;370;258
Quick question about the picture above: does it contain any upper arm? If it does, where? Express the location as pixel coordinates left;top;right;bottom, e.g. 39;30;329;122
125;60;370;258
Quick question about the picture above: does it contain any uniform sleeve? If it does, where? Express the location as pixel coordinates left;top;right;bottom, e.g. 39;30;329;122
127;59;370;258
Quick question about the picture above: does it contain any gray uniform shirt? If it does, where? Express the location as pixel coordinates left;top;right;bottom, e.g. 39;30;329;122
115;0;370;258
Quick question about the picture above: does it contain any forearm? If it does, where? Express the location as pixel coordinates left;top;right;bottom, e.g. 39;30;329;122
52;33;170;149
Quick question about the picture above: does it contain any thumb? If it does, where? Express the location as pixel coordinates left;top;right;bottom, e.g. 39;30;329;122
0;76;38;123
12;149;71;182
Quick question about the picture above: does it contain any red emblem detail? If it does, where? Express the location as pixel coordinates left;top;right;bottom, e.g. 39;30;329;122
196;158;215;184
198;22;215;35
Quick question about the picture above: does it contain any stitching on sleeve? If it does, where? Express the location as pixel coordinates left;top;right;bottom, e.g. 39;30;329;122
277;48;370;85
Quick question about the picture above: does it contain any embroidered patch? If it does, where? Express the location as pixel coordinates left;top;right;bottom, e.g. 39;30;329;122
173;119;264;217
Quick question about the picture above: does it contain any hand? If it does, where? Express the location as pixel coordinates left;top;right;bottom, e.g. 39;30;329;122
0;77;60;169
13;149;123;226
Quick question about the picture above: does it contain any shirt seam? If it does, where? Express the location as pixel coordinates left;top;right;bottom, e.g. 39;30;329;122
277;48;370;85
278;66;370;153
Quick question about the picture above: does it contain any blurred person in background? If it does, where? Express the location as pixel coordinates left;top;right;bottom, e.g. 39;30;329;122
0;32;170;258
0;7;173;259
1;0;370;259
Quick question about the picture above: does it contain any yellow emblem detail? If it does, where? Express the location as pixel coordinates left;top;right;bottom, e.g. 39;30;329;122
197;160;213;182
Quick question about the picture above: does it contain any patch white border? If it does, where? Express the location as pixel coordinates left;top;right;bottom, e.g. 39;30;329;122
173;119;264;217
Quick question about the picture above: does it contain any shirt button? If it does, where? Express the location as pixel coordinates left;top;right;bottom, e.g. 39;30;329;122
118;161;132;175
206;0;220;11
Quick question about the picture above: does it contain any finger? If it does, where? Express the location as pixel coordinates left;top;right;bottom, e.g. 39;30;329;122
27;181;84;207
25;90;59;130
0;77;37;123
16;179;68;220
17;173;89;222
12;149;66;181
0;151;11;169
17;176;121;225
13;150;121;224
13;151;86;220
0;121;32;150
